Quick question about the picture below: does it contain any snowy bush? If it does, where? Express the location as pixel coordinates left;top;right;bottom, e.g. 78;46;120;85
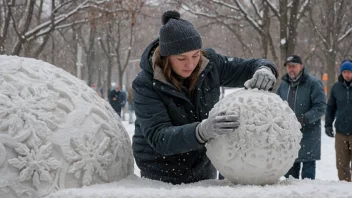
0;56;134;198
206;89;302;185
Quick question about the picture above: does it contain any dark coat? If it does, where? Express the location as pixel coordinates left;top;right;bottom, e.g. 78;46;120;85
132;39;278;184
325;75;352;135
109;89;126;111
276;67;326;162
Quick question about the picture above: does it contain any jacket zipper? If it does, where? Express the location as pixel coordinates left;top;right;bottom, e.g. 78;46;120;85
347;86;350;104
286;86;291;102
193;66;213;118
295;85;299;112
286;84;298;112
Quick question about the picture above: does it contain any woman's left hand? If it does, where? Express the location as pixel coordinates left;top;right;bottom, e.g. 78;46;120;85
244;66;276;91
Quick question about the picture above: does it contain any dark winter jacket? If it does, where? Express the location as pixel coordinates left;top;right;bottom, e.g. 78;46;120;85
276;67;326;162
325;75;352;135
108;89;126;111
132;39;278;184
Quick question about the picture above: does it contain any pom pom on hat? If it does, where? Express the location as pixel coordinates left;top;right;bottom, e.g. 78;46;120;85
162;10;180;25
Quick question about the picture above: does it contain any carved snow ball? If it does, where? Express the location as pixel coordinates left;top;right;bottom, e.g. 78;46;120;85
0;56;134;198
206;89;302;185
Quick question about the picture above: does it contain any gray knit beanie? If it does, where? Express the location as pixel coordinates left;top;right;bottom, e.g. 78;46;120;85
159;10;202;56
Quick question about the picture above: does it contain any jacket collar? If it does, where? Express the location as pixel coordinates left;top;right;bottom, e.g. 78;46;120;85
338;74;352;87
140;38;159;75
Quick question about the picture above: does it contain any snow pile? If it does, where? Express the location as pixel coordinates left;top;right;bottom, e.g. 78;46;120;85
46;117;352;198
0;56;133;198
47;175;352;198
206;89;302;185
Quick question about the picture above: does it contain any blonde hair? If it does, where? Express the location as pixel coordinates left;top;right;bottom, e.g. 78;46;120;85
154;46;204;96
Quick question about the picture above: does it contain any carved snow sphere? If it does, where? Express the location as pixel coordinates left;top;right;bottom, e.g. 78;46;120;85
206;89;302;185
0;56;134;198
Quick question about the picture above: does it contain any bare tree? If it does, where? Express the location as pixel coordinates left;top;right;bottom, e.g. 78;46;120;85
0;0;13;54
96;0;145;97
309;0;352;96
114;16;134;88
3;0;350;99
262;0;311;74
179;1;261;57
75;24;97;87
55;28;79;75
99;20;115;97
179;0;312;77
1;0;115;56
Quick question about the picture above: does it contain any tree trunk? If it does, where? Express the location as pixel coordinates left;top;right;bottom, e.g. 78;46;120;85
279;0;288;77
106;60;113;98
326;52;336;98
86;27;96;86
261;1;270;58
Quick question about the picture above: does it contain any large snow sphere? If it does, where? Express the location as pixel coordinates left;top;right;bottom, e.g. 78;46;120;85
0;56;134;198
206;89;302;185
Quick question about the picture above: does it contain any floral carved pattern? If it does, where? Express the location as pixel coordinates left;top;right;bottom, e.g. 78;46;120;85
65;134;113;186
206;89;302;185
0;81;63;146
8;143;60;189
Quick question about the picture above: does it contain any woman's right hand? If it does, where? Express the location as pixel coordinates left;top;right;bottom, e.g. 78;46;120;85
196;111;240;143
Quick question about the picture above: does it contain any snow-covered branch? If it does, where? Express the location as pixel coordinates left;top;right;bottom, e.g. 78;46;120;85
54;20;89;30
52;0;74;14
309;10;328;48
263;0;280;18
338;27;352;43
314;30;328;47
233;0;264;35
297;0;311;21
204;0;239;11
250;0;262;20
30;19;91;40
208;0;239;11
181;3;241;21
85;5;125;13
25;0;120;39
181;4;217;18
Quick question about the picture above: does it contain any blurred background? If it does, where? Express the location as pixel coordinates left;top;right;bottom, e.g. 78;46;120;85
0;0;351;100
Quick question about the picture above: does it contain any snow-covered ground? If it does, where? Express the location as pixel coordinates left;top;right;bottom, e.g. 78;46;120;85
2;55;350;198
46;87;351;198
47;118;352;198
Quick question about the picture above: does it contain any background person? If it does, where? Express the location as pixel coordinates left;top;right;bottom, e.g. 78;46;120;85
325;60;352;182
108;85;126;117
276;55;326;180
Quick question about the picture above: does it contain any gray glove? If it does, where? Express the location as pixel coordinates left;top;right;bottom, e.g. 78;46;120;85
244;66;276;91
196;111;240;143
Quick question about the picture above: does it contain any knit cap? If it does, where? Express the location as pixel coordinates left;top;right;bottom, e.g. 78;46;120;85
340;60;352;73
159;10;202;56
